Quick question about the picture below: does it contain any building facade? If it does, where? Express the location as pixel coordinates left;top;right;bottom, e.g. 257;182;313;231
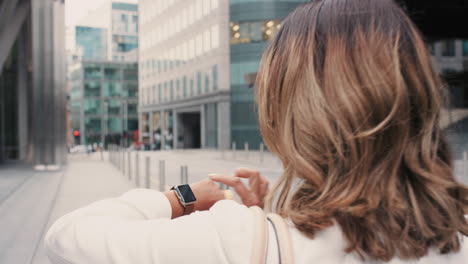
139;0;231;150
70;61;138;147
74;1;139;62
0;0;67;167
138;0;306;150
76;26;108;60
69;1;139;148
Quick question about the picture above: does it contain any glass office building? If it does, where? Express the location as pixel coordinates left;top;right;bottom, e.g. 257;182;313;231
76;26;108;60
74;1;139;62
138;0;306;150
111;2;139;61
69;1;139;148
70;61;138;147
229;0;306;149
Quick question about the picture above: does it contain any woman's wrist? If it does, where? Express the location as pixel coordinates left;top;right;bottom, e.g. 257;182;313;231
164;191;184;219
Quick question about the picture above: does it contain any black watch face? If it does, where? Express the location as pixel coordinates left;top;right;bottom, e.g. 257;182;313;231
178;184;196;203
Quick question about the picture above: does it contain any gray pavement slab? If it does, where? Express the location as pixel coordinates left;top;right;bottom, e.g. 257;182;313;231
0;168;62;264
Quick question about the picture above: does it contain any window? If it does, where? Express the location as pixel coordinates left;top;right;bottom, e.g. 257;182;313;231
196;34;203;56
212;64;218;90
107;99;121;115
85;117;102;133
211;25;219;48
230;20;281;45
123;68;138;80
170;80;174;100
164;82;168;101
176;79;180;99
204;29;211;53
84;81;101;97
84;66;101;79
104;68;120;80
203;0;210;15
103;82;122;97
441;40;456;57
205;74;210;93
211;0;218;10
84;99;101;115
158;84;162;102
197;72;202;95
196;0;203;20
190;78;194;96
183;76;187;97
189;39;195;59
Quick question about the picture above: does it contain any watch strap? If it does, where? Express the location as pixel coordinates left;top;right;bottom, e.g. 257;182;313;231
183;203;195;215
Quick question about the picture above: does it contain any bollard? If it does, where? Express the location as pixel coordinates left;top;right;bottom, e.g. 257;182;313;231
180;166;185;184
232;142;236;159
260;143;264;163
135;152;140;187
116;147;120;170
184;165;189;184
245;142;249;160
159;160;166;191
121;148;126;174
100;148;104;161
145;156;151;189
127;151;132;180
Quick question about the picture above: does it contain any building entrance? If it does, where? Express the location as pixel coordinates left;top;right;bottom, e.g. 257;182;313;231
179;113;201;149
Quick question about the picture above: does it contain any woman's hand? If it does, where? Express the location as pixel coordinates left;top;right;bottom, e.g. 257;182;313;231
191;179;225;211
209;168;269;208
165;179;224;219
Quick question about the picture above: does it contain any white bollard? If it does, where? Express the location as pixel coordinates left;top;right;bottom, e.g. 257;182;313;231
180;166;185;184
145;156;151;189
135;152;140;187
121;148;126;174
232;142;236;160
159;160;166;191
127;151;132;180
245;142;249;160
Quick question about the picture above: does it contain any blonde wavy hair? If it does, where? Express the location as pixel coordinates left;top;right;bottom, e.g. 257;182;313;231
256;0;468;261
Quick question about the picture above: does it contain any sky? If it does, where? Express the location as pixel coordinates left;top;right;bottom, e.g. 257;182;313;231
65;0;138;51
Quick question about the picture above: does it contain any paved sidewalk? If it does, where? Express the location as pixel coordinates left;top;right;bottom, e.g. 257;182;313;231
31;155;133;264
0;155;133;264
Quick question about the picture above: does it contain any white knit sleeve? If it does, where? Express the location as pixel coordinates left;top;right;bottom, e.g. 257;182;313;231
44;189;255;264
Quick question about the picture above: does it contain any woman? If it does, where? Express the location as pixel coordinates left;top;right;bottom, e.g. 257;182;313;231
46;0;468;263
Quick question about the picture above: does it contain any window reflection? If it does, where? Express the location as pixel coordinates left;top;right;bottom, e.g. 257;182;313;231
231;20;281;45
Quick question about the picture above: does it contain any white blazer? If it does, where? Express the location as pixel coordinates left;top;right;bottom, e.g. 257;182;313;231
45;189;468;264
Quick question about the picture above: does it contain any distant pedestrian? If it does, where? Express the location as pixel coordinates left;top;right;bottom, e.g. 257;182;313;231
44;1;467;263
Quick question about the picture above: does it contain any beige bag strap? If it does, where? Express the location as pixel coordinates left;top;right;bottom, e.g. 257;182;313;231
250;206;268;264
250;206;294;264
267;213;295;264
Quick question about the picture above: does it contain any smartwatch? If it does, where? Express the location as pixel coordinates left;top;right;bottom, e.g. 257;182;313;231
170;184;196;215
